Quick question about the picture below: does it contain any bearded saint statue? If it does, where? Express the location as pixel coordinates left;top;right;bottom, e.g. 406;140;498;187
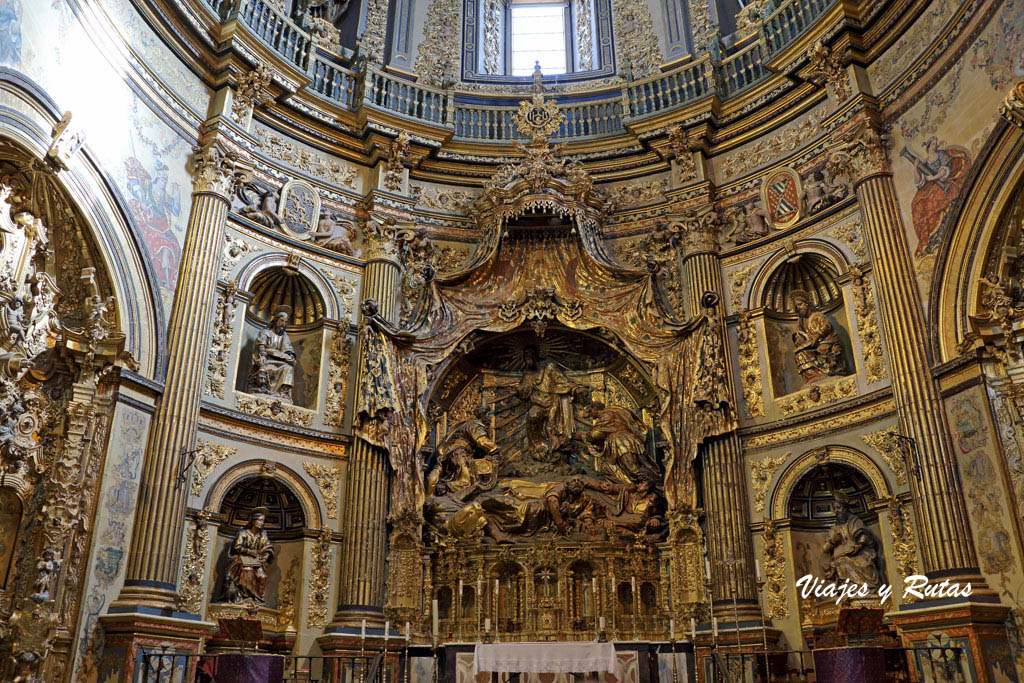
248;305;297;402
821;492;882;588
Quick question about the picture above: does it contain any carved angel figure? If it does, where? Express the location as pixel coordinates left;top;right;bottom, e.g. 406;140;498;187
801;170;849;215
238;184;286;231
724;202;773;245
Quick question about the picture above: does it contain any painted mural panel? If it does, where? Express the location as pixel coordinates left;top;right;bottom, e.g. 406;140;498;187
72;403;149;682
889;0;1024;306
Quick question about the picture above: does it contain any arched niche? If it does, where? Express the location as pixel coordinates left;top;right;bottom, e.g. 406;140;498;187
234;263;330;409
756;251;855;398
206;466;315;612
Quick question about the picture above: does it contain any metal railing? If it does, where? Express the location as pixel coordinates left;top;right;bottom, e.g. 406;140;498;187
712;646;967;682
140;652;388;683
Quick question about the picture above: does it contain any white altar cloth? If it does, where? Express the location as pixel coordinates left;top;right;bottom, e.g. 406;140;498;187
473;642;618;674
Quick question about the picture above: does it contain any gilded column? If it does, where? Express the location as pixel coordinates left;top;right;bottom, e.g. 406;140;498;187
114;139;251;610
830;120;980;576
675;210;760;617
333;217;400;626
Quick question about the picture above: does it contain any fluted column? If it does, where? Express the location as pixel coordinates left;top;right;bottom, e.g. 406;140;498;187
676;211;760;616
114;139;251;610
832;120;980;576
334;218;400;626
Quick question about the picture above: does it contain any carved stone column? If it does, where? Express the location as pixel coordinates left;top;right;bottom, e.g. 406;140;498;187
331;217;400;629
113;139;251;611
675;210;760;620
830;120;982;577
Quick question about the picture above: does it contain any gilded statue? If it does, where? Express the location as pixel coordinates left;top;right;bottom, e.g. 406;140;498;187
247;305;297;402
514;348;587;457
791;290;848;382
821;492;882;588
585;478;666;538
427;404;500;499
573;401;656;485
224;507;276;603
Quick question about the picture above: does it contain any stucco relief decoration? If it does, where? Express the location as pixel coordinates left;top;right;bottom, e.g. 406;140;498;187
256;129;359;188
721;108;825;179
231;64;274;125
176;511;211;613
860;428;906;485
760;168;802;230
849;267;888;384
776;375;857;416
605;180;668;209
723;200;774;246
827;221;868;261
192;140;253;199
45;111;86;172
303;461;342;518
806;41;851;102
610;0;662;79
324;328;353;428
205;280;239;398
279;179;322;238
483;0;503;75
277;556;301;630
728;264;757;312
827;120;893;182
221;234;259;275
1000;81;1024;128
235;392;315;426
412;185;478;213
886;496;919;577
667;125;697;184
737;311;765;418
413;0;463;86
191;439;237;496
573;0;595;71
762;518;788;618
308;528;333;627
751;452;789;512
383;131;410;193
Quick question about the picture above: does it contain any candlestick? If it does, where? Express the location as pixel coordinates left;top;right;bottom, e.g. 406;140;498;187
712;617;718;638
406;621;411;641
385;620;390;642
599;616;606;629
485;618;491;631
705;559;711;577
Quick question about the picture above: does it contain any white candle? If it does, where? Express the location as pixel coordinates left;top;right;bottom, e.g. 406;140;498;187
361;619;367;640
485;618;491;631
406;621;411;641
432;599;439;636
670;618;675;641
477;578;481;596
599;616;606;629
712;617;718;638
690;618;696;640
631;575;636;591
755;559;762;580
385;620;390;642
705;559;711;577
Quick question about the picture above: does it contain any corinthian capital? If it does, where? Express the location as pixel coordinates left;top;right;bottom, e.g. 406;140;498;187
190;139;253;199
1000;81;1024;129
827;120;892;183
363;215;400;261
670;207;721;259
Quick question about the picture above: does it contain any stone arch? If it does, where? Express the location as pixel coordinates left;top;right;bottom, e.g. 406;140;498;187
748;239;852;309
769;445;891;522
236;252;343;323
204;459;324;531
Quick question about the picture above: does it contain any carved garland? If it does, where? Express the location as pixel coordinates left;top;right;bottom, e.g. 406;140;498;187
323;329;353;428
751;452;789;513
761;519;788;618
191;439;237;496
235;392;315;427
827;221;868;261
886;496;919;577
738;312;765;418
849;268;888;384
729;263;757;312
776;375;857;417
277;556;301;630
860;427;906;485
205;281;238;398
303;461;342;519
307;529;333;627
176;511;211;614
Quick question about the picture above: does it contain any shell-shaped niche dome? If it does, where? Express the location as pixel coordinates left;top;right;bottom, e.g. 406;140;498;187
761;253;842;314
220;475;306;532
788;463;875;522
249;267;326;326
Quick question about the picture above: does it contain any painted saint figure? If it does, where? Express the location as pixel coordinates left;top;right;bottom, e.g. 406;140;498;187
247;306;297;402
899;138;970;257
821;492;881;588
224;507;276;603
791;290;848;382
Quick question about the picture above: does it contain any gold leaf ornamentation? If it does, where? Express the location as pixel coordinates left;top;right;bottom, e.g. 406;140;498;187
738;312;765;418
776;375;857;417
860;427;906;485
751;452;789;513
191;439;236;496
235;392;315;427
303;461;342;519
307;528;333;627
762;519;788;618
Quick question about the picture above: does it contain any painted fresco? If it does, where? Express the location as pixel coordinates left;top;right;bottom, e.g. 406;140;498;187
73;404;149;682
867;0;960;89
889;0;1024;306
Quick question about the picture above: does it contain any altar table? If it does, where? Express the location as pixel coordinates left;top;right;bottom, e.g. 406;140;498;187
474;642;619;674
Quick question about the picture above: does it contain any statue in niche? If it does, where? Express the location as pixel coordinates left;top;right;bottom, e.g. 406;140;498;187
30;550;58;603
224;507;276;604
310;212;361;257
791;290;848;382
573;401;656;485
247;305;297;402
426;404;501;499
821;492;882;588
724;201;774;245
801;169;849;215
514;347;588;457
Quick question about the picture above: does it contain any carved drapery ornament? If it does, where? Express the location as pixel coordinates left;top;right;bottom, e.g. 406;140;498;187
191;140;254;199
827;120;892;183
176;510;211;614
303;461;342;518
307;528;333;627
232;64;274;124
999;81;1024;129
762;518;788;618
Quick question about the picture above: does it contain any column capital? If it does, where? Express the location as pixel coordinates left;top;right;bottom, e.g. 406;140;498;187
669;206;721;259
190;138;253;200
828;119;892;183
999;80;1024;129
362;214;400;261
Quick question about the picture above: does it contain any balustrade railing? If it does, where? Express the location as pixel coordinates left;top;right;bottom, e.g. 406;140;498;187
721;40;768;95
309;55;357;108
762;0;835;54
622;58;712;118
452;95;623;141
218;0;312;69
363;68;450;125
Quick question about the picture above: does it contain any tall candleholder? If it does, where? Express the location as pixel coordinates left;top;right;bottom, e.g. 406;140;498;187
670;635;679;683
756;578;772;683
359;638;366;683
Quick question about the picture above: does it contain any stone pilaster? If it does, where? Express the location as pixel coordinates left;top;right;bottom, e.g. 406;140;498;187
113;138;251;612
676;210;760;619
830;119;982;577
331;217;400;629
